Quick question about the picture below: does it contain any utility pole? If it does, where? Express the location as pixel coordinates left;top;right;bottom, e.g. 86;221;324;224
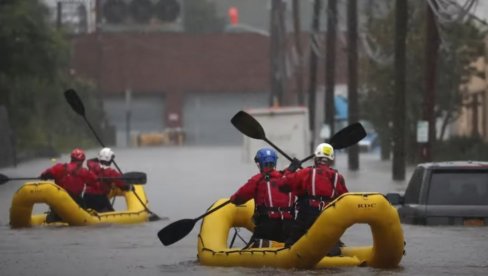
421;1;439;162
325;0;337;140
347;0;359;170
308;0;322;152
269;0;286;107
292;0;305;106
56;1;63;30
472;93;479;136
392;0;407;181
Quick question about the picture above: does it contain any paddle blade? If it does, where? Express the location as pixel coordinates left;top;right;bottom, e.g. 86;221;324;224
0;174;9;185
149;213;163;222
231;111;266;140
157;218;197;246
64;89;85;116
329;122;367;150
122;171;147;185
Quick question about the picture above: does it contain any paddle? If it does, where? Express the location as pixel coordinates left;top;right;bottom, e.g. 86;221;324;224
299;122;367;164
231;110;366;165
64;89;161;221
0;172;147;185
230;110;294;161
100;171;147;185
157;200;231;246
0;174;42;184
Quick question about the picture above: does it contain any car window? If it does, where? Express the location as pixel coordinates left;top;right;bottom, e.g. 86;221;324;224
427;170;488;205
404;167;424;204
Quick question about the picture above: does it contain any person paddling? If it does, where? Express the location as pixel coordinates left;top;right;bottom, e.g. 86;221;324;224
84;147;131;212
229;148;296;247
40;148;97;222
278;143;348;255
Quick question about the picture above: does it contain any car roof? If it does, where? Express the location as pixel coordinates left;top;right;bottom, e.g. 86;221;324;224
417;161;488;170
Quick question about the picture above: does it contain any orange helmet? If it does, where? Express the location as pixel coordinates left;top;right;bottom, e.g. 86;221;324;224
70;148;86;162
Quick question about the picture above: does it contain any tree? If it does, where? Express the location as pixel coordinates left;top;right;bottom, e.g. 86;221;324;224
435;20;486;140
359;1;486;163
0;0;104;157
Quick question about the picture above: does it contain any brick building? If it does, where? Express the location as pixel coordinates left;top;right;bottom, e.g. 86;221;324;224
70;32;347;145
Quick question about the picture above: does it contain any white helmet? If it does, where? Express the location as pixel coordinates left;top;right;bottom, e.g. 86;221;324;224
98;147;114;168
314;143;334;161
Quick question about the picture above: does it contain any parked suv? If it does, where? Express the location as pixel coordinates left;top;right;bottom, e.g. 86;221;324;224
387;161;488;226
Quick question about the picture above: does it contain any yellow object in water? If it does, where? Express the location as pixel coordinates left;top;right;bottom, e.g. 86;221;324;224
197;193;404;269
9;182;150;228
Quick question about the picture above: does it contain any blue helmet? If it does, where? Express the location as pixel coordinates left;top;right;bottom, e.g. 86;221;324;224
254;148;278;169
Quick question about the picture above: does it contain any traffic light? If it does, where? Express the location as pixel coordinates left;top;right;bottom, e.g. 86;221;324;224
228;6;239;26
102;0;181;25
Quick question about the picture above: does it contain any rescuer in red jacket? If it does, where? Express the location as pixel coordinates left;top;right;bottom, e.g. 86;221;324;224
84;147;130;212
279;143;348;254
230;148;296;246
40;148;97;221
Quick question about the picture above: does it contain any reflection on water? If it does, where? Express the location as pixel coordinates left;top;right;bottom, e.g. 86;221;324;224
1;147;488;275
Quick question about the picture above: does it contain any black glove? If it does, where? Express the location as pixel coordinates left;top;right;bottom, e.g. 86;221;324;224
287;158;301;172
121;184;132;191
40;173;52;180
230;195;246;205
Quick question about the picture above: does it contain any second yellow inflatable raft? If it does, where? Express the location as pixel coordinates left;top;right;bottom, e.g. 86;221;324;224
197;192;404;269
9;181;150;228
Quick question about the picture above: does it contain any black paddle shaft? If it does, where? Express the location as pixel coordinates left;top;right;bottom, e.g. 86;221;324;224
1;172;146;185
0;174;40;185
231;111;294;162
157;200;231;246
299;122;366;164
231;110;366;166
263;137;294;162
64;89;160;220
64;89;124;173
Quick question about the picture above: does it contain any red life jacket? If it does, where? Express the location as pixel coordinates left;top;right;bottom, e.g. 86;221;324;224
282;164;347;210
86;158;124;195
42;162;96;196
230;170;295;220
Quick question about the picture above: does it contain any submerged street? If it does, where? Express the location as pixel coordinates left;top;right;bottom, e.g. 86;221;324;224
1;146;487;275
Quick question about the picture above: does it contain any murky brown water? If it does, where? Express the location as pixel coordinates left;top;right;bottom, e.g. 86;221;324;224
1;147;488;275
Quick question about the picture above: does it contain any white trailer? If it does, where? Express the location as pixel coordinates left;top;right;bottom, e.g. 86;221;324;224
241;106;310;168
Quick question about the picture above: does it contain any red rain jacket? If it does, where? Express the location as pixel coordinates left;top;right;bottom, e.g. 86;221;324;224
279;164;348;208
86;158;126;195
41;162;97;196
230;170;295;220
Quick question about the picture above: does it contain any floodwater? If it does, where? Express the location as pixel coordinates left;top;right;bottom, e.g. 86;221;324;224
1;146;488;276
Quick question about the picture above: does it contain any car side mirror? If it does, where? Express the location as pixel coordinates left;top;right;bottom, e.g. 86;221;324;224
386;193;404;205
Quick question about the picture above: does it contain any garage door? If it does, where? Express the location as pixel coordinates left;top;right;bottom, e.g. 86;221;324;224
183;92;268;145
104;95;165;146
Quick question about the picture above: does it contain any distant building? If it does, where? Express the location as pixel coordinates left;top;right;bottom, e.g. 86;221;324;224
453;36;488;140
70;32;348;146
41;0;97;33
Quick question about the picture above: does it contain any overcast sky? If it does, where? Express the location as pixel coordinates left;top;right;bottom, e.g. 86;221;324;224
471;0;488;22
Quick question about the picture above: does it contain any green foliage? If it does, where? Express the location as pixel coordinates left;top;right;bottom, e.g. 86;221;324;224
0;0;104;158
359;1;486;162
183;0;226;33
433;136;488;161
436;20;487;139
0;0;68;79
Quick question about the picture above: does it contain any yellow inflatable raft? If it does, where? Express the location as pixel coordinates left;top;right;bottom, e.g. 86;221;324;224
9;181;150;228
197;192;404;269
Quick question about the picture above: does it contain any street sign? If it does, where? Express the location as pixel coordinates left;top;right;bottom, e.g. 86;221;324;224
417;121;429;143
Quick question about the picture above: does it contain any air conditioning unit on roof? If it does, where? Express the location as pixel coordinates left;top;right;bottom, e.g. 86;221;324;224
101;0;181;29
